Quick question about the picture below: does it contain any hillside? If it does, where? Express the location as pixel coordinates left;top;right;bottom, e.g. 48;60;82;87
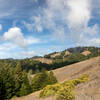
33;58;52;64
13;56;100;100
0;46;100;74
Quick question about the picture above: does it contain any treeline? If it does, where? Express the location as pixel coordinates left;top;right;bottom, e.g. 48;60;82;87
0;59;50;74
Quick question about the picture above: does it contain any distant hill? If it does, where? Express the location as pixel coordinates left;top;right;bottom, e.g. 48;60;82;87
0;46;100;74
44;46;100;58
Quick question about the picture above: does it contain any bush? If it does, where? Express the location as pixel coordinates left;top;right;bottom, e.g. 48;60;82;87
72;74;89;85
39;74;89;100
39;83;61;97
56;87;75;100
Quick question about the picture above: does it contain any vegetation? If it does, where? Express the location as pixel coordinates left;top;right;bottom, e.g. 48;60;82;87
0;47;100;74
0;59;50;74
39;74;89;100
31;71;57;92
0;63;32;100
0;63;57;100
0;46;99;99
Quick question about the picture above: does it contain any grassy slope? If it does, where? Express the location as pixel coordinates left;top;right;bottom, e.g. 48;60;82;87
13;56;100;100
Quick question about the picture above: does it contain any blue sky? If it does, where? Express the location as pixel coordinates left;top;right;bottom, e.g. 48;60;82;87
0;0;100;59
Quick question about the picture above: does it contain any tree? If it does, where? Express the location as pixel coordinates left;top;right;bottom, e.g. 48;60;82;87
0;67;15;99
31;71;57;92
14;63;23;96
48;71;57;84
19;70;32;96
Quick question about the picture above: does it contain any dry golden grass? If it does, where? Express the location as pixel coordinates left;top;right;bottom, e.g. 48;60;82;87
50;52;61;58
13;56;100;100
64;50;71;56
81;50;91;56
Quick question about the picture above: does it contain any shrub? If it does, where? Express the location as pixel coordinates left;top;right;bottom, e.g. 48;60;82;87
39;83;61;97
72;74;89;85
56;87;75;100
39;74;89;100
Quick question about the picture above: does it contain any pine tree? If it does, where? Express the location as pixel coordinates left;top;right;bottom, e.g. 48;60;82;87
19;71;32;96
14;63;23;96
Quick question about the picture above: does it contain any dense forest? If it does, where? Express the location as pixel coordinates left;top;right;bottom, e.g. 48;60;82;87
0;64;57;100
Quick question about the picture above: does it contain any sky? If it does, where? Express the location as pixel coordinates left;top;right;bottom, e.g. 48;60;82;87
0;0;100;59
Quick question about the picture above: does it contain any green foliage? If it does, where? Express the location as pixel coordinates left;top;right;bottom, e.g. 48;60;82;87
51;53;87;70
56;87;75;100
39;74;89;100
0;67;15;100
44;54;51;58
0;59;50;74
19;70;32;96
53;55;63;59
19;83;31;96
0;64;32;100
31;71;57;92
39;83;61;97
0;47;100;74
72;74;89;85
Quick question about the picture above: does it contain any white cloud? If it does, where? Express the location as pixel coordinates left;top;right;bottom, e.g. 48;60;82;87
3;27;40;48
22;0;100;47
22;16;43;32
0;42;19;59
25;36;40;45
0;42;38;59
3;27;27;48
85;24;99;35
90;38;100;45
0;24;2;31
66;0;100;46
0;42;17;52
19;51;36;57
66;0;90;44
22;21;34;32
67;0;91;28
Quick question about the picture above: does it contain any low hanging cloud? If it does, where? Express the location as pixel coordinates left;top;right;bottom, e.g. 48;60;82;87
23;0;100;47
3;27;40;48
